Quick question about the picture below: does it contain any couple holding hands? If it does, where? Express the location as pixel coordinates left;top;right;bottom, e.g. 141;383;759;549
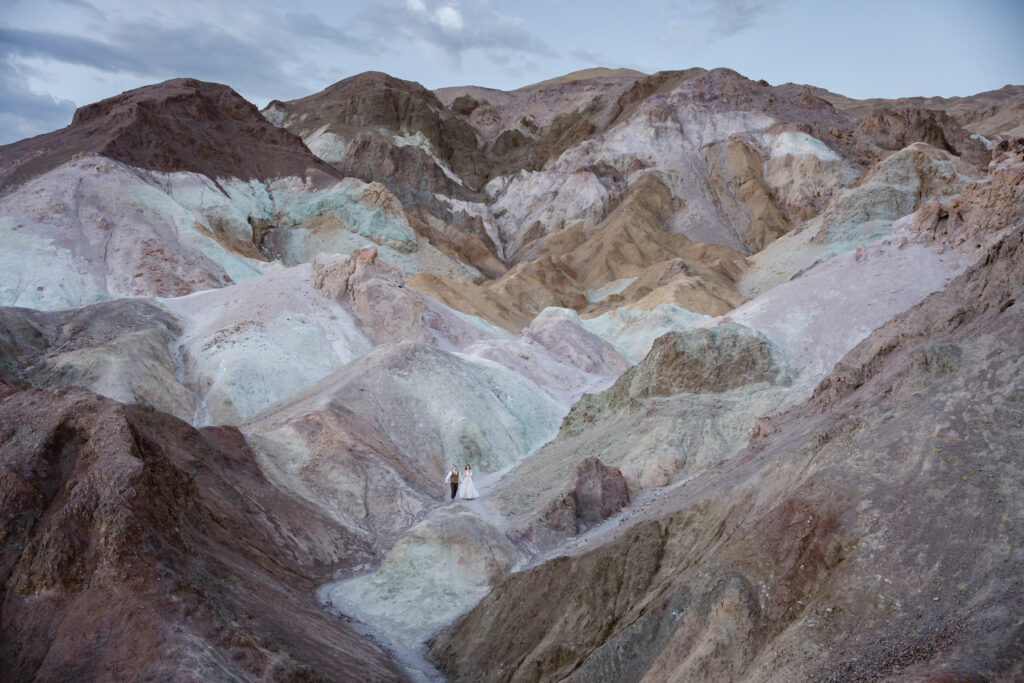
444;464;479;500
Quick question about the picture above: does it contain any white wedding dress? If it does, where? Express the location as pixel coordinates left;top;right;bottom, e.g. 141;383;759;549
457;470;480;499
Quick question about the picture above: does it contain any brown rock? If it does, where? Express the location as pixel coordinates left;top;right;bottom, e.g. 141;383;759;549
572;456;631;526
407;271;531;333
563;323;786;429
436;68;648;171
607;68;708;128
906;137;1024;257
921;673;989;683
411;174;748;333
0;387;402;681
703;136;791;252
264;72;514;266
334;128;470;201
853;107;990;168
0;299;195;420
312;249;429;344
818;83;1024;139
511;457;629;554
450;93;483;116
0;78;341;193
267;71;489;190
549;174;746;294
407;209;507;280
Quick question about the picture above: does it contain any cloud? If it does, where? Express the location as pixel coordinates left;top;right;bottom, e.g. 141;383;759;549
52;0;106;20
568;48;609;66
0;21;306;101
434;6;464;31
0;61;76;144
0;26;137;72
0;0;558;141
661;0;783;42
707;0;781;36
0;15;326;143
109;21;304;96
358;0;554;70
283;12;380;52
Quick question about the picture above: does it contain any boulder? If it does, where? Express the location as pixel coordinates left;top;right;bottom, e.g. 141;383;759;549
572;456;630;526
512;456;630;552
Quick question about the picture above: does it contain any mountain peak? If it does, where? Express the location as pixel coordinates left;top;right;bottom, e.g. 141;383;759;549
1;78;339;192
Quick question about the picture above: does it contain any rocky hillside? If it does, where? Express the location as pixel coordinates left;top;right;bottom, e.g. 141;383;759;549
1;65;1021;681
816;83;1024;138
430;140;1024;682
0;387;402;681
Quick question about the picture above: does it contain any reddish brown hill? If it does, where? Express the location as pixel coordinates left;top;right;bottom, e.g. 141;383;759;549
0;78;341;193
0;387;404;681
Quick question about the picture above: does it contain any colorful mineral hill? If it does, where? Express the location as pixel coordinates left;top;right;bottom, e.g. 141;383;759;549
1;25;1022;681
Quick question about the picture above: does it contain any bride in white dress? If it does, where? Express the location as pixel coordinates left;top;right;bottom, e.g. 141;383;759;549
457;464;480;499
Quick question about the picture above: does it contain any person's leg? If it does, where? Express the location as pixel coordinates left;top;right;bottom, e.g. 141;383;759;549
450;482;458;499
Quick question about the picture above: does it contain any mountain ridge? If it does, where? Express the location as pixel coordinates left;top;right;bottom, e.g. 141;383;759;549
0;65;1022;681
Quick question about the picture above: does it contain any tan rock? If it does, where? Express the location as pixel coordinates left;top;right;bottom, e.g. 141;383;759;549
412;174;749;332
360;181;404;216
907;137;1024;256
704;136;790;251
763;128;857;222
313;249;427;344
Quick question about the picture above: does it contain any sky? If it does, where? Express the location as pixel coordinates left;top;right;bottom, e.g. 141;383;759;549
2;0;1023;144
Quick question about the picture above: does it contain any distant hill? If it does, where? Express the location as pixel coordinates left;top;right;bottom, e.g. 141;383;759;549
522;66;648;88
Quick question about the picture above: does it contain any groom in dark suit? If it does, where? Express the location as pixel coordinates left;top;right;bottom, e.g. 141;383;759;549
444;465;460;500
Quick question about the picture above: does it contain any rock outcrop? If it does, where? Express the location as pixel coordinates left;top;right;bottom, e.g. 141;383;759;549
907;137;1024;254
598;323;785;403
410;174;748;332
813;141;977;244
265;71;488;191
853;106;990;168
312;246;430;344
486;323;792;518
818;83;1024;139
512;456;630;552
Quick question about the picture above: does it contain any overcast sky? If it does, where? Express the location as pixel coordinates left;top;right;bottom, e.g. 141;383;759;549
2;0;1022;144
